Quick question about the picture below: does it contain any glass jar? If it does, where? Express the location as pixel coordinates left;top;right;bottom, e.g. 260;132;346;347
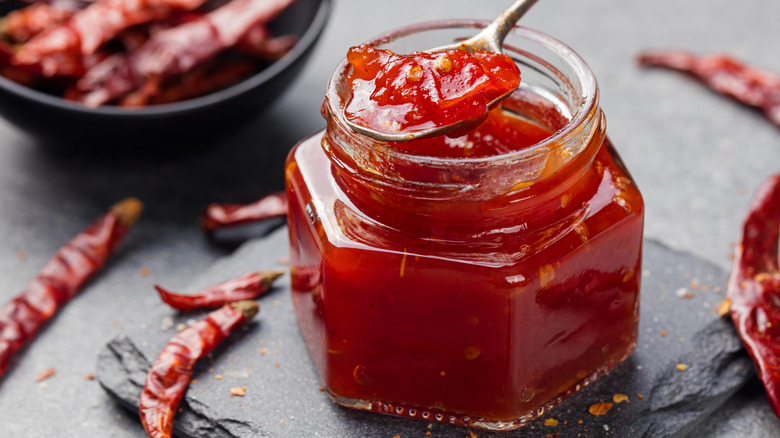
285;20;644;431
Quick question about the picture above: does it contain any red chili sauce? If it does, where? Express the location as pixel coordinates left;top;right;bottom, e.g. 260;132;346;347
344;44;521;138
286;44;643;429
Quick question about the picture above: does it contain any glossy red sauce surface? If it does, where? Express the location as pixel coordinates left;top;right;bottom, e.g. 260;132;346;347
344;44;521;137
390;105;553;157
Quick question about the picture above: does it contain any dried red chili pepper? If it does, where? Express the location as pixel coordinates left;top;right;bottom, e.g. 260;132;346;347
155;270;284;311
139;300;259;438
0;197;143;377
72;0;297;106
119;57;258;107
236;24;298;61
14;0;208;64
1;1;81;43
727;173;780;418
201;191;288;233
638;50;780;128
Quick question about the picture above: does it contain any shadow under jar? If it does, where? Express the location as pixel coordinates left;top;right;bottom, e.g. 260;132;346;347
285;20;644;431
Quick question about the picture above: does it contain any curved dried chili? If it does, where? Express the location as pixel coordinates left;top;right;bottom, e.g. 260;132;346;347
727;173;780;418
139;300;259;438
638;50;780;128
0;197;143;377
201;191;288;233
155;270;284;311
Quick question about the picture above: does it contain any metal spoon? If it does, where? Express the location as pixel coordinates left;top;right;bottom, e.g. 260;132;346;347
344;0;538;142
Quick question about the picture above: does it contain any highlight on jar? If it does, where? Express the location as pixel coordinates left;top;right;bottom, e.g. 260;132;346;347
285;19;644;432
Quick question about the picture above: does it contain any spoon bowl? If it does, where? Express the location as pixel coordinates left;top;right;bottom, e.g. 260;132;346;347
344;0;538;142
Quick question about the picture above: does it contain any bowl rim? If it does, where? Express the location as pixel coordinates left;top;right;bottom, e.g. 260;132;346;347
0;0;333;118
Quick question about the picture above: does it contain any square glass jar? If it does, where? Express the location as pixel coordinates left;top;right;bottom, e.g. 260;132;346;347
285;21;644;431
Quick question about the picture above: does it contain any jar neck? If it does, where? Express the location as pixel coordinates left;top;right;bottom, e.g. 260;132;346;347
322;98;605;233
320;22;603;238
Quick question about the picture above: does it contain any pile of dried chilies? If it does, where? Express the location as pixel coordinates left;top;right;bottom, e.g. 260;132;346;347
0;0;300;107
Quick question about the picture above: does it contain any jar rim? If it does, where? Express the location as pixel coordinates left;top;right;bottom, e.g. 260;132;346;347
324;19;599;168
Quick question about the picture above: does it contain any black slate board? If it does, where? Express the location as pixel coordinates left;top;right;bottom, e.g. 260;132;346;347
96;228;755;437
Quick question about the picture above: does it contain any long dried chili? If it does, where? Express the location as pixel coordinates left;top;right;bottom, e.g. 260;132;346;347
155;270;284;311
727;173;780;418
14;0;208;64
0;197;143;377
638;50;780;128
139;300;259;438
201;191;288;233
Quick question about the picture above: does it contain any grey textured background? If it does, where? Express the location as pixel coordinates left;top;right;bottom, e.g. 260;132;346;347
1;0;780;436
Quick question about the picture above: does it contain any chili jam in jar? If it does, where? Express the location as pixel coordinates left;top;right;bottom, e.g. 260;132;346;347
285;21;644;431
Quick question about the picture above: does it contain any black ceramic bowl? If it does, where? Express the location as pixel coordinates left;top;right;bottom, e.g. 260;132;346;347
0;0;332;147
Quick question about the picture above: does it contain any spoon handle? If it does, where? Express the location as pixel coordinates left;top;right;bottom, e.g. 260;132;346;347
480;0;538;51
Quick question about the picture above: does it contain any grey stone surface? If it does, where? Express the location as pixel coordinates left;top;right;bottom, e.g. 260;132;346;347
1;0;780;436
96;229;754;437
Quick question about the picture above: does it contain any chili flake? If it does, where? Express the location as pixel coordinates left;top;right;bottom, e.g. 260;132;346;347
660;330;667;337
539;264;556;288
544;418;559;427
35;367;55;382
469;431;478;438
463;345;481;360
85;373;95;380
676;363;689;371
230;386;246;397
612;393;629;404
588;401;613;416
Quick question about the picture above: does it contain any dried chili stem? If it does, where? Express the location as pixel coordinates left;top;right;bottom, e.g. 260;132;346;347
638;49;780;128
0;197;143;377
727;173;780;418
156;270;284;311
139;301;259;438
